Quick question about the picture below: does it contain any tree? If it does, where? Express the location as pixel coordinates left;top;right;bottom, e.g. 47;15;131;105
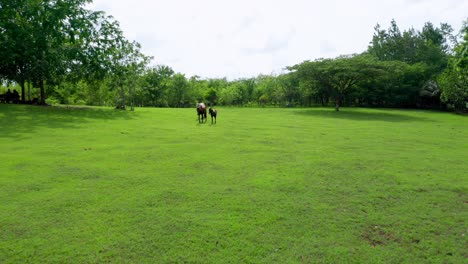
289;54;387;110
0;0;145;106
140;65;174;107
255;74;281;106
204;88;218;105
288;62;331;106
236;78;256;105
27;0;97;104
167;73;189;107
0;0;37;101
439;21;468;111
277;73;300;106
368;20;452;75
218;82;242;106
109;40;151;110
364;60;427;108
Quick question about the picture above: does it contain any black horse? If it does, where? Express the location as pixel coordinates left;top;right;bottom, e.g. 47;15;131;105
209;107;217;124
196;103;207;123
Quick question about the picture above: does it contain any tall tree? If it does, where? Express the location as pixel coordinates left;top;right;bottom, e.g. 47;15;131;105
290;54;387;110
368;20;452;73
0;0;36;101
438;21;468;111
167;73;189;107
141;65;174;107
0;0;145;105
108;40;151;110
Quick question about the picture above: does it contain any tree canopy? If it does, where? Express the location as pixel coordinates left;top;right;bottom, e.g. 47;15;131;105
438;21;468;111
0;0;148;106
1;4;466;112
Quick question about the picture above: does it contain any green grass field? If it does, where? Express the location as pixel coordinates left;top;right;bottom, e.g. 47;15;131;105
0;104;467;263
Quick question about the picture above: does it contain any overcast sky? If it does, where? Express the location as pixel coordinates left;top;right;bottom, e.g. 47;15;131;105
87;0;467;79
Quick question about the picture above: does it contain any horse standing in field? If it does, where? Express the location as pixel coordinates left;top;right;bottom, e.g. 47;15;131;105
209;107;217;124
196;103;207;123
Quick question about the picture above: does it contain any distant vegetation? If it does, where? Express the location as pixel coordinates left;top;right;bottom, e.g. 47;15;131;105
1;1;467;111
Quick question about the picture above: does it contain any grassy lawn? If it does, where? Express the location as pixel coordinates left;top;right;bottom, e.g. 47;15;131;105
0;104;466;263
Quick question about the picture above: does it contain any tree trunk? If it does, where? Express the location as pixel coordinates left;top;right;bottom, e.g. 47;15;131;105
335;99;340;111
20;80;25;102
27;82;31;101
39;79;46;105
117;85;126;110
130;92;134;111
321;95;326;106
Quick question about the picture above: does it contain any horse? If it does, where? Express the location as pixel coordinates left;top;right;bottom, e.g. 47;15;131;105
196;103;207;123
209;107;217;124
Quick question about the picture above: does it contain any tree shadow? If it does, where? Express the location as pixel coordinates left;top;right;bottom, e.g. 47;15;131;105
0;104;139;139
294;108;435;122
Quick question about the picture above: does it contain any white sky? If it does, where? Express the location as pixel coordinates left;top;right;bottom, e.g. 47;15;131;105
87;0;467;79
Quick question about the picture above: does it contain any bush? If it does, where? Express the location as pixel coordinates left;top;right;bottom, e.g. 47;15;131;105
46;96;61;105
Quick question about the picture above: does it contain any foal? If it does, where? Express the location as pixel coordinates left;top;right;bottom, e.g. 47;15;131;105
209;107;217;124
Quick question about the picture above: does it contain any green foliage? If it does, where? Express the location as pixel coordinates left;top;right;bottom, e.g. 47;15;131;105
204;88;218;104
1;4;464;112
291;54;388;109
218;83;241;105
438;21;468;111
0;0;148;106
167;73;190;107
368;20;451;74
139;65;174;107
1;104;467;262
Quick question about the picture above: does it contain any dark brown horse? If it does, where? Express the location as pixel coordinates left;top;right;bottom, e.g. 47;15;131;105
209;107;217;124
196;103;207;123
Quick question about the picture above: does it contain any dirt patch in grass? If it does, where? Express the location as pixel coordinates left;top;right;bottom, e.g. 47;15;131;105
362;225;400;247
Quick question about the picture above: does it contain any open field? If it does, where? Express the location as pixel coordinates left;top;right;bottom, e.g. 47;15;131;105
0;104;467;263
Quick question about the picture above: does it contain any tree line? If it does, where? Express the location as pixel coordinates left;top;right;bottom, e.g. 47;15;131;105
1;1;467;111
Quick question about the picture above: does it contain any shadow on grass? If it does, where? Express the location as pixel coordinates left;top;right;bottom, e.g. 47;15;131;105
0;104;139;139
294;108;435;122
